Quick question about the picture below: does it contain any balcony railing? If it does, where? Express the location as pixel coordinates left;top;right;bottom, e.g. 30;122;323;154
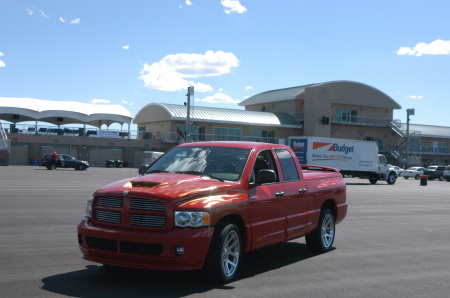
331;115;391;127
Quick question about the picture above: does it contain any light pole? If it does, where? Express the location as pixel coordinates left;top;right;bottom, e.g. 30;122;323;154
405;108;415;168
185;86;194;143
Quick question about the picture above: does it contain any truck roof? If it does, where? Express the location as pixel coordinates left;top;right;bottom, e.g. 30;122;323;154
177;141;289;150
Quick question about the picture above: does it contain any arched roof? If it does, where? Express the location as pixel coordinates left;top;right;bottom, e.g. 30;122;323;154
0;97;133;127
239;80;402;110
133;103;302;128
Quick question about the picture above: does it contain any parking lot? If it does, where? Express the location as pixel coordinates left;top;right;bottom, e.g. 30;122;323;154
1;166;449;297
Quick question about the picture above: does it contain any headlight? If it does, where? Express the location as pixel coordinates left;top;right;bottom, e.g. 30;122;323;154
174;211;210;228
85;200;93;218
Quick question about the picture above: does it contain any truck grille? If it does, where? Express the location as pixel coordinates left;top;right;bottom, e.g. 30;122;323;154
130;214;166;227
93;196;167;229
95;210;122;224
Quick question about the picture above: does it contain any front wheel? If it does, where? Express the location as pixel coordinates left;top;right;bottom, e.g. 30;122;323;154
202;222;241;284
415;174;420;180
306;208;335;253
387;173;396;185
78;164;85;171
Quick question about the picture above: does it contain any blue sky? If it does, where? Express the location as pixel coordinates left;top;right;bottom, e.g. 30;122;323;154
1;0;450;129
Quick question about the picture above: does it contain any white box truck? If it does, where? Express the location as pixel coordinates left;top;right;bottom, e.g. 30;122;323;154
289;136;397;184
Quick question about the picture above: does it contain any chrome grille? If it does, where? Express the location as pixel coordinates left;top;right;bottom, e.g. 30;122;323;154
95;210;122;224
97;196;123;208
130;198;165;211
130;214;166;227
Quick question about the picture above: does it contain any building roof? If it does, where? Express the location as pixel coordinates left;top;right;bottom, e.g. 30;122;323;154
133;103;302;128
0;97;133;127
400;123;450;139
239;80;402;110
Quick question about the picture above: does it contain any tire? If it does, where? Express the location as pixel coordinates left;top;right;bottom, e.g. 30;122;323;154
415;174;420;180
438;175;444;181
404;176;409;179
306;208;335;253
107;163;113;168
78;164;85;171
202;222;241;284
387;173;396;185
46;166;52;170
369;177;378;184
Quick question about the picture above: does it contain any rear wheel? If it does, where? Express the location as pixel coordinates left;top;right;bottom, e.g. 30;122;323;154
306;208;335;253
415;174;420;180
202;222;241;284
369;177;378;184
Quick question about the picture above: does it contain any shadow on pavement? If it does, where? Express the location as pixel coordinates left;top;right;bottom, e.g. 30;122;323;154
41;242;315;297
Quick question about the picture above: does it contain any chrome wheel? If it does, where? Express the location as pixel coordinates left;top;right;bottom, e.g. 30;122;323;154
221;230;240;278
321;213;335;249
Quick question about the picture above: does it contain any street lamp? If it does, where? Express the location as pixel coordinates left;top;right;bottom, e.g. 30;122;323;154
405;108;415;168
185;86;194;143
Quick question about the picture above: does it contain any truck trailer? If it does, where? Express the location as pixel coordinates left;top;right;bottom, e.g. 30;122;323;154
289;136;397;184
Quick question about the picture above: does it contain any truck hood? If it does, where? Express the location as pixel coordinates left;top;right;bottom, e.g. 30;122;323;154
94;173;239;203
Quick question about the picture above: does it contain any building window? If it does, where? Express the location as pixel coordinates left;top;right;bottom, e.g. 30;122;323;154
336;109;357;122
250;129;275;142
176;125;202;141
214;127;242;141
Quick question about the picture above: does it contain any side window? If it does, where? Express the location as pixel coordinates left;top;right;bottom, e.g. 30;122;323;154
251;150;279;183
275;149;299;181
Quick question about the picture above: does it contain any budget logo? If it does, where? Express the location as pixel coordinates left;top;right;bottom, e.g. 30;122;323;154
313;142;355;154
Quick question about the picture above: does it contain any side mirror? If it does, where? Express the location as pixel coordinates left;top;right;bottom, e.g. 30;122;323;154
256;169;277;185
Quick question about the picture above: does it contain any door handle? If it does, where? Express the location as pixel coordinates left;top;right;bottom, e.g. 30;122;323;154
275;192;284;197
299;188;307;194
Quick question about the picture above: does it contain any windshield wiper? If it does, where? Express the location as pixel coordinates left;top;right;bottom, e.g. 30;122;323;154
175;171;225;182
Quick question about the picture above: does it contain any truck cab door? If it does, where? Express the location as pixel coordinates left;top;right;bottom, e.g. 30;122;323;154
247;150;287;250
274;148;308;239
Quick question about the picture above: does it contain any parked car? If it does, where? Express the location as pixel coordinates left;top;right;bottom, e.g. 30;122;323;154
42;154;89;170
401;167;424;180
441;165;450;182
389;165;403;176
423;165;446;181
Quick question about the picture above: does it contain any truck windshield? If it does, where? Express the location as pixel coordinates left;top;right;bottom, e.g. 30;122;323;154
143;146;251;182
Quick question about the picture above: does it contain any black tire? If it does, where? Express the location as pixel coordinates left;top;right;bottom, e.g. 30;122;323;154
306;208;335;253
78;164;85;171
415;174;420;180
46;166;52;170
107;163;113;168
438;175;444;181
202;222;242;284
404;177;409;179
369;177;378;184
387;173;396;185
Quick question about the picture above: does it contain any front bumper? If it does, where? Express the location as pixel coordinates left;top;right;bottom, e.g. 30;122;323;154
77;217;214;270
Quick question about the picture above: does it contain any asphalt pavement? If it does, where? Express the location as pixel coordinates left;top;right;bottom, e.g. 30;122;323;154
0;166;449;297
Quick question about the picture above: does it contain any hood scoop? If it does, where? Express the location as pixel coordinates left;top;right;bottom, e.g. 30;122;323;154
130;181;160;188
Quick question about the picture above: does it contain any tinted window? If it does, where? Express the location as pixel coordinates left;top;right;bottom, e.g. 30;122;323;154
275;149;299;181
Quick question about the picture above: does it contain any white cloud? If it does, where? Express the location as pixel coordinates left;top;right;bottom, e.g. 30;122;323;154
186;0;192;5
26;8;35;15
90;98;110;104
221;0;247;14
397;39;450;56
40;10;49;18
122;45;130;50
407;95;424;99
59;17;66;23
139;50;239;92
245;85;253;91
195;93;240;104
121;99;135;106
218;88;224;92
0;52;5;67
70;18;80;24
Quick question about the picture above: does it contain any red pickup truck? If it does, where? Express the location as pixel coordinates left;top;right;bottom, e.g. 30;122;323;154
77;141;347;283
